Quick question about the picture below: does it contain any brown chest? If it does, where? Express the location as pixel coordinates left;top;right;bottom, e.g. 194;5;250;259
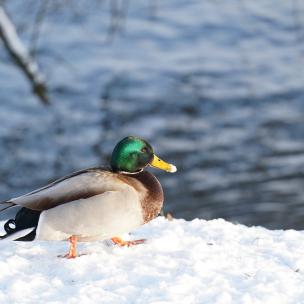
118;171;164;224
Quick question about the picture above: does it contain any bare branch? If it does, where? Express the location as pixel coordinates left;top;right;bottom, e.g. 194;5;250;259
0;6;49;105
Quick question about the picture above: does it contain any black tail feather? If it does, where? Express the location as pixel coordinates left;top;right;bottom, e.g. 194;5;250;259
1;207;41;242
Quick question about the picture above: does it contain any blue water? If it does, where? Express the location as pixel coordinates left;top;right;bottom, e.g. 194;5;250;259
1;1;304;229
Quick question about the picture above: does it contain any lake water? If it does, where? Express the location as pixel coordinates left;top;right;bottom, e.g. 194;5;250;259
1;1;304;229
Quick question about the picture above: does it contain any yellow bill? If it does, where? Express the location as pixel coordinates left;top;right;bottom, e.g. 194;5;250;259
149;154;177;173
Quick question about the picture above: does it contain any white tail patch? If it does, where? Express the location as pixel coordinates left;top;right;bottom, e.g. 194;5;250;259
1;227;35;241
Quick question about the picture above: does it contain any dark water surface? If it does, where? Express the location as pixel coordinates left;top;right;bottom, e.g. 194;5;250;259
1;1;304;229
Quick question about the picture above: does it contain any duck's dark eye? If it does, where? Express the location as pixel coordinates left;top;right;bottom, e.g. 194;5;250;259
141;147;148;153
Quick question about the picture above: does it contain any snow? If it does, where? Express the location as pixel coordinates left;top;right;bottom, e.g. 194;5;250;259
0;217;304;303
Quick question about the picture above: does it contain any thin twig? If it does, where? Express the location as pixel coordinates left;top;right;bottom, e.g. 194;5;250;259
30;0;50;58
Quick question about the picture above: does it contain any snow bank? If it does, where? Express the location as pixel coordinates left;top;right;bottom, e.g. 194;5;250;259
0;217;304;304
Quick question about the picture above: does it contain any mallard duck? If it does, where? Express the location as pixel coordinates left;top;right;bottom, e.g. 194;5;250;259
0;136;176;258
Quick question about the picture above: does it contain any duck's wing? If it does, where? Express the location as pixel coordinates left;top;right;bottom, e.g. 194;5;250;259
3;168;117;211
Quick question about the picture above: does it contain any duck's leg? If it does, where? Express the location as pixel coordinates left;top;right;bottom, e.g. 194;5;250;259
59;235;78;258
111;237;146;247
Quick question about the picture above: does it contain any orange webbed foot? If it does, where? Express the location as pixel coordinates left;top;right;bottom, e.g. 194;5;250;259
111;237;146;247
58;235;78;259
58;253;78;259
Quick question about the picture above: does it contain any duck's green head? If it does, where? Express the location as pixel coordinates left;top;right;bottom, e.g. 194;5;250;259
111;136;177;174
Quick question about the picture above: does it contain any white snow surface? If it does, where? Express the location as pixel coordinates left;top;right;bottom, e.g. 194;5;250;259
0;217;304;304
